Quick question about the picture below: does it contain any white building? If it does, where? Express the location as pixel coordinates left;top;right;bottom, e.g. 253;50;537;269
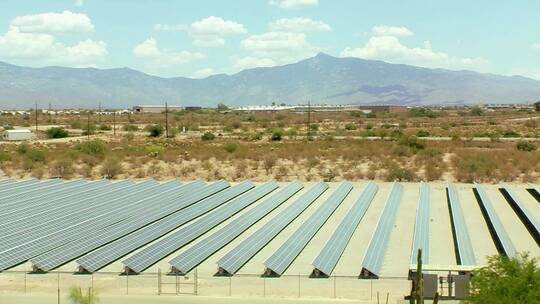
2;129;32;141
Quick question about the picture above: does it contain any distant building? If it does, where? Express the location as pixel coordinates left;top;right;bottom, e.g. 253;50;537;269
133;105;182;113
184;106;202;111
2;129;32;141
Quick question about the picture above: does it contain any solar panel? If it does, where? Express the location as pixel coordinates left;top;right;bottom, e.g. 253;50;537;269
263;181;352;277
0;180;187;271
410;182;430;266
473;183;518;258
446;183;476;266
0;178;19;188
216;181;328;276
311;181;378;278
0;179;41;197
359;182;403;279
499;185;540;246
122;181;278;274
0;179;65;203
169;181;303;275
30;181;224;272
76;181;255;273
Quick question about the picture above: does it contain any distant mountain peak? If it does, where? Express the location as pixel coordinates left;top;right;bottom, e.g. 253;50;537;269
0;56;539;109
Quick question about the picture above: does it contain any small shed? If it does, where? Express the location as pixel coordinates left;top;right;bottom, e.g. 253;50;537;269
2;129;32;141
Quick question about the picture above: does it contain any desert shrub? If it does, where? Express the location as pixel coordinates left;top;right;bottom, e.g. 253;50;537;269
100;158;123;179
470;107;483;116
26;149;46;162
70;121;83;129
344;123;357;131
251;132;263;141
263;155;277;174
124;132;135;142
46;127;69;139
408;108;438;118
309;124;319;131
76;140;107;158
454;153;497;182
49;158;74;178
385;162;416;181
286;128;298;139
16;143;29;155
201;132;215;141
231;121;242;129
144;144;164;157
123;124;139;132
516;141;537;152
0;152;11;162
502;130;520;138
223;126;233;133
398;135;426;150
322;168;339;182
68;286;99;304
271;129;283;141
99;124;112;131
146;124;164;137
465;253;539;304
81;123;97;135
223;143;239;153
365;123;374;130
416;130;430;137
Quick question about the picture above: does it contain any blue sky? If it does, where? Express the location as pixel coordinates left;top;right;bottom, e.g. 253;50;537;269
0;0;539;79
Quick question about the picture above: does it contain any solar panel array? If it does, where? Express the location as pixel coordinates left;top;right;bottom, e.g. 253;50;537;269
473;183;518;258
410;182;430;266
263;181;353;277
359;182;403;279
169;181;303;275
446;183;476;266
311;181;378;277
0;179;537;280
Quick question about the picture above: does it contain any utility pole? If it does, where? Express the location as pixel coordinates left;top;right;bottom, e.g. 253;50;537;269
98;102;102;124
34;102;38;132
113;110;116;136
165;102;169;138
306;100;311;140
87;110;91;140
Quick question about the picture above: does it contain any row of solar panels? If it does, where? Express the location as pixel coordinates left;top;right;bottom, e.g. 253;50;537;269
0;178;538;279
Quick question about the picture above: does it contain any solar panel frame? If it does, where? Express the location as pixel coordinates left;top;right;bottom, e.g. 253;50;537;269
359;182;404;279
76;181;255;273
0;179;65;203
410;182;430;266
473;183;518;258
263;181;352;277
311;181;378;277
446;183;476;266
499;185;540;246
216;181;328;276
122;181;279;274
169;181;303;275
30;181;223;272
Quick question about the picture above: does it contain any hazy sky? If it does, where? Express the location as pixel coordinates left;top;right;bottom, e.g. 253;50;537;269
1;0;539;79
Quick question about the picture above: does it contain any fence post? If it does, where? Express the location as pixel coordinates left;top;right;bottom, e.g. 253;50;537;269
175;272;179;295
263;277;266;297
24;272;27;294
297;273;301;298
126;273;129;295
158;269;161;295
194;268;198;295
228;277;232;296
57;271;60;304
333;274;336;298
370;279;373;300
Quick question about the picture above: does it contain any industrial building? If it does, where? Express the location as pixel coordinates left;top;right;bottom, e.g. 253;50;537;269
133;105;183;113
0;179;538;301
1;129;32;141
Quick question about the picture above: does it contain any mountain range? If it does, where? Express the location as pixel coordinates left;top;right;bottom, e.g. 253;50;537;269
1;53;539;109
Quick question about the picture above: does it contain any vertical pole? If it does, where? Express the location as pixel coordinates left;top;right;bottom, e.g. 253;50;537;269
377;291;380;304
194;268;198;295
98;102;101;123
87;111;90;140
24;271;27;294
175;272;179;295
126;273;129;295
298;273;301;298
228;276;231;296
386;292;389;304
165;102;169;138
263;277;266;298
306;100;310;140
35;102;38;132
91;274;94;294
333;274;336;298
57;271;60;304
113;111;116;136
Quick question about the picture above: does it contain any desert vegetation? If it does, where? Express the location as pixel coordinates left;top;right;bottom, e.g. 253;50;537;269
0;107;538;182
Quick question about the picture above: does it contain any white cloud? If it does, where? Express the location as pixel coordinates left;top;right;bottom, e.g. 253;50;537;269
74;0;84;6
192;68;215;78
133;38;205;66
269;0;318;9
0;12;106;67
531;43;540;50
11;11;94;34
269;17;330;33
234;56;276;70
372;25;413;37
242;31;316;54
154;24;187;32
341;31;487;71
189;16;246;47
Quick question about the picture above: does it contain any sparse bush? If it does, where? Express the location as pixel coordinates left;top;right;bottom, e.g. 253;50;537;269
0;152;11;162
70;121;83;129
99;124;112;131
344;123;357;131
470;107;483;116
516;141;537;152
50;158;74;178
46;127;69;139
385;162;416;181
144;144;164;157
416;130;430;137
263;155;277;174
100;158;123;179
123;124;139;132
16;143;29;155
146;124;164;137
76;140;107;158
26;149;46;163
271;130;283;141
68;286;99;304
224;143;238;153
408;108;438;118
201;132;215;141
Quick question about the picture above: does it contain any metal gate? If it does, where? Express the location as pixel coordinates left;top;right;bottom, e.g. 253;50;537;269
157;269;198;295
